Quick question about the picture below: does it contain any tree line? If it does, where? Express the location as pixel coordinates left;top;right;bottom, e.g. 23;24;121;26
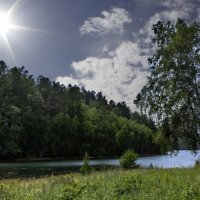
0;61;160;160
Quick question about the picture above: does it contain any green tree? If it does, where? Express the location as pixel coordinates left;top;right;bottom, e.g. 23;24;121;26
134;19;200;150
0;60;162;160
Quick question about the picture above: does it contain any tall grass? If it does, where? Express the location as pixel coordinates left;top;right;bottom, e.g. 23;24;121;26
1;168;200;199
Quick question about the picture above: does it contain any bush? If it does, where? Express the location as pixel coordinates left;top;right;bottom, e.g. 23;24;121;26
114;174;142;197
120;150;138;169
0;184;10;199
195;159;200;168
62;181;86;200
80;152;92;174
148;163;154;169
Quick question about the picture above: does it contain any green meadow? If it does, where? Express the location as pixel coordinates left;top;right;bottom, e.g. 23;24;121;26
1;168;200;200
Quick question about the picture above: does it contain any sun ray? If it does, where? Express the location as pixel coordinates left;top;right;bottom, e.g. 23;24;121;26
3;34;17;64
0;0;59;64
0;0;21;64
6;0;21;17
11;24;58;35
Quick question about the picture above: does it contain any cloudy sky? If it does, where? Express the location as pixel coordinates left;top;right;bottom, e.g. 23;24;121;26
0;0;200;110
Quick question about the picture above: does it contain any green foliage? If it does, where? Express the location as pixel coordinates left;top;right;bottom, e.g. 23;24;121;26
62;181;87;200
80;152;92;174
114;174;142;197
153;131;171;153
120;150;138;169
135;19;200;150
1;168;200;199
194;159;200;168
0;183;10;199
0;60;160;160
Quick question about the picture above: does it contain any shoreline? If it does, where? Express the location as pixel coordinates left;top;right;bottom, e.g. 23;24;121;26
0;153;162;163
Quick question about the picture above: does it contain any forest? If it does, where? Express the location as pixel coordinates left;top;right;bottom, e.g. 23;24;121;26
0;61;160;160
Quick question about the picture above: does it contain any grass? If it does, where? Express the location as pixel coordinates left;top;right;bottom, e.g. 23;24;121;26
1;168;200;199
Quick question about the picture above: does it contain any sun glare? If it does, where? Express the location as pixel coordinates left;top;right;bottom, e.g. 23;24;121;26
0;13;12;37
0;0;51;64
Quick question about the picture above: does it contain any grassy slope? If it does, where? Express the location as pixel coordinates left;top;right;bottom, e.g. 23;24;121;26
1;168;200;200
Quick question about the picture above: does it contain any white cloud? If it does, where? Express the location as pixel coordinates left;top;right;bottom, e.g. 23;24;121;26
139;10;187;40
161;0;195;12
56;76;79;86
57;41;149;110
139;0;196;45
56;1;199;111
80;7;132;35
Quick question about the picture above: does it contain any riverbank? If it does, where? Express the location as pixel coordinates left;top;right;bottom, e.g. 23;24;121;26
1;168;200;199
0;156;118;163
0;153;162;163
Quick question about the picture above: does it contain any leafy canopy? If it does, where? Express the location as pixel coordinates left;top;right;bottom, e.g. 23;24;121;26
135;19;200;150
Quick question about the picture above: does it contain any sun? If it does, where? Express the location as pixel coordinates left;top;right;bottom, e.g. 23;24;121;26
0;13;12;37
0;0;51;63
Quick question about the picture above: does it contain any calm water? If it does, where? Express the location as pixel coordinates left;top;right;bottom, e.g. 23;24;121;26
136;150;200;168
0;150;199;178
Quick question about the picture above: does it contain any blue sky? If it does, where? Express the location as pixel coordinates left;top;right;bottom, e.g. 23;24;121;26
0;0;200;110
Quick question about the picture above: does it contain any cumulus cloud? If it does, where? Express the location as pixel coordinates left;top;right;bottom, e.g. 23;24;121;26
161;0;195;12
139;0;197;45
57;41;149;110
56;1;199;111
80;7;132;35
56;76;80;86
160;0;194;22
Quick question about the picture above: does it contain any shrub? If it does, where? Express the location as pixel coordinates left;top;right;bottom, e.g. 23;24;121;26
194;159;200;168
0;183;11;199
120;150;138;169
62;181;86;200
148;163;154;169
80;152;92;174
114;174;142;197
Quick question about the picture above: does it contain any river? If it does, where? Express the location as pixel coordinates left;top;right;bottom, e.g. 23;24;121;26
0;150;199;178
